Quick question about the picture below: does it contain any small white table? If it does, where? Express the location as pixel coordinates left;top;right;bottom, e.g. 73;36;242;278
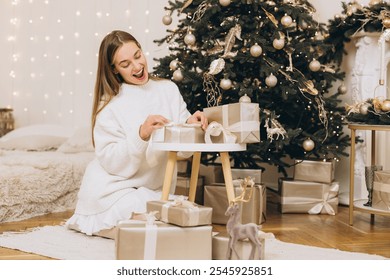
152;143;247;203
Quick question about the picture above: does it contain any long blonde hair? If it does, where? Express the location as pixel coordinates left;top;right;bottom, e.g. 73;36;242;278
91;30;142;145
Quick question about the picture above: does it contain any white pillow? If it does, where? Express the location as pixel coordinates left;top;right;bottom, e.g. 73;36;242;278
57;126;94;153
0;124;74;151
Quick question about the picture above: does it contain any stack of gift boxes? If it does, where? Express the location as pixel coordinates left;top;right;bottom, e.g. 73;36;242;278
372;170;390;211
115;99;268;260
279;160;339;215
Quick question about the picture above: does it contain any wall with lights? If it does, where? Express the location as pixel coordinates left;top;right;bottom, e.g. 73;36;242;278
0;0;171;128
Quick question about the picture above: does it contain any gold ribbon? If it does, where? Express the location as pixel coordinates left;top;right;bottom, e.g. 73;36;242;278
161;196;200;225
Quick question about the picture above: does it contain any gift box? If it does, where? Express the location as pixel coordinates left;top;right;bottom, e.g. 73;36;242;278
152;123;205;143
294;160;335;184
212;232;266;260
199;164;224;185
146;199;212;227
231;168;262;184
372;170;390;211
204;102;260;143
116;220;212;260
204;183;266;225
175;175;205;205
280;179;339;215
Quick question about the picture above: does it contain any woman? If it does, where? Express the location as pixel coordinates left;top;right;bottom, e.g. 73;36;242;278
66;30;207;238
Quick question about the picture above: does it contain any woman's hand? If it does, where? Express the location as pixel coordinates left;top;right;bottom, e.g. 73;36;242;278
139;115;169;141
186;110;208;130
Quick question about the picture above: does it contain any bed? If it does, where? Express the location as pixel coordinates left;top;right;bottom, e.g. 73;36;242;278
0;124;95;223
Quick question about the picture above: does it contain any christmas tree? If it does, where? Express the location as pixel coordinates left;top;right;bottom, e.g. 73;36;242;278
153;0;350;175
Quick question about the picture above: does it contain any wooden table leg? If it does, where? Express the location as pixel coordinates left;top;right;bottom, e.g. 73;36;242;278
188;152;201;202
220;152;235;203
161;151;177;201
349;128;356;226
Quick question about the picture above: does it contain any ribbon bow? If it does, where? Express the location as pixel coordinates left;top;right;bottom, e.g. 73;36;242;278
161;196;200;225
308;182;339;215
205;121;237;143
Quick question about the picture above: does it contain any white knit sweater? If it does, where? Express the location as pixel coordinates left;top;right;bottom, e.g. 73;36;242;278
73;79;191;216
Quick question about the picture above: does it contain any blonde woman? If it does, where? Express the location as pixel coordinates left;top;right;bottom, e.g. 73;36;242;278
66;30;207;238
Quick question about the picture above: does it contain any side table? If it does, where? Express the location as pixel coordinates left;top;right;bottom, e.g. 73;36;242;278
348;123;390;225
152;143;246;203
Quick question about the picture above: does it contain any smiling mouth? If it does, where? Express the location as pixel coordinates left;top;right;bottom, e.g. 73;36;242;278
133;68;144;79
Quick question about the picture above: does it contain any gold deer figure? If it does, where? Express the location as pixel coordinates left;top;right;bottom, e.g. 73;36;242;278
224;177;263;260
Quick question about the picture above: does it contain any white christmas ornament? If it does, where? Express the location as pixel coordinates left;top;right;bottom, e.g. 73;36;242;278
173;69;183;81
169;60;179;71
250;43;263;57
162;14;172;25
184;33;196;46
309;59;321;72
272;38;285;50
239;94;251;103
265;73;278;87
281;15;293;27
208;58;225;75
303;138;315;152
219;0;231;7
220;78;232;90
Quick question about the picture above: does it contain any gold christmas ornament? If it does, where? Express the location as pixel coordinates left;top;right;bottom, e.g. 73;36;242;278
272;37;285;50
169;60;179;71
219;0;231;7
281;15;293;27
309;59;321;72
250;43;263;57
359;103;370;115
381;99;390;112
239;94;251;103
369;0;381;6
172;69;184;81
162;14;173;25
265;73;278;87
383;17;390;29
302;138;315;152
338;84;348;94
220;78;233;90
208;58;225;75
184;33;196;46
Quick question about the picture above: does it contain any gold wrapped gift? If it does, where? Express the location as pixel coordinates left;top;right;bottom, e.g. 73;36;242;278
175;175;205;205
146;199;212;227
231;168;262;184
374;170;390;183
116;220;212;260
294;160;335;184
212;232;266;260
152;123;205;143
199;164;224;185
280;179;339;215
204;183;266;225
372;182;390;211
204;102;260;143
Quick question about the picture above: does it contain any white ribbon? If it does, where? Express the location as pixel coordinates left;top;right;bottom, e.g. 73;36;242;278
143;211;158;260
161;196;200;225
204;121;237;143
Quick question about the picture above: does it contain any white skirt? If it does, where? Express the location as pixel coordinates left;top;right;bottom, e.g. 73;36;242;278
66;187;169;236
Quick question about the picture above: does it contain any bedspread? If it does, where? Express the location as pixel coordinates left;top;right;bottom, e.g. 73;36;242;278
0;150;94;222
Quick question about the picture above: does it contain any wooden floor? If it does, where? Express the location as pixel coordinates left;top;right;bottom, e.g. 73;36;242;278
0;193;389;260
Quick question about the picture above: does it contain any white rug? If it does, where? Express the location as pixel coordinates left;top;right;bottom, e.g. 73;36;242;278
0;225;387;260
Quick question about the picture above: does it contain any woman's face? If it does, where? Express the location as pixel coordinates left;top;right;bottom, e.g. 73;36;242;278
112;41;149;85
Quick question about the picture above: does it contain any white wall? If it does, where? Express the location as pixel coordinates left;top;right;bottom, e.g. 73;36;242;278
0;0;170;129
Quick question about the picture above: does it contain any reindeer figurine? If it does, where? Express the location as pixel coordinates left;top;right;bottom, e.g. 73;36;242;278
225;177;262;260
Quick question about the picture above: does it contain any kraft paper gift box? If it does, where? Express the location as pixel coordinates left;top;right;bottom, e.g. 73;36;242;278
293;160;335;184
204;183;266;225
116;220;212;260
152;123;205;143
231;168;262;184
212;232;267;260
175;175;205;205
372;170;390;211
146;199;212;227
280;180;339;215
199;164;224;185
203;102;260;143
